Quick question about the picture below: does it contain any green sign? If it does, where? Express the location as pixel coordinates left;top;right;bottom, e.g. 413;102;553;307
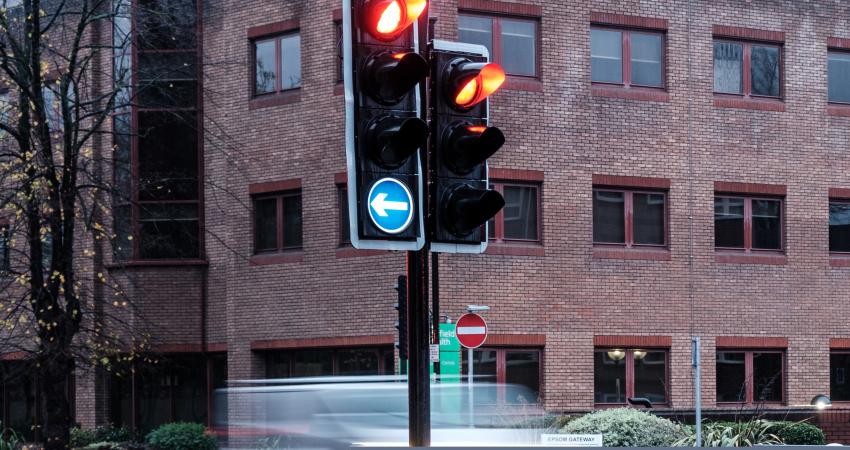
439;323;460;352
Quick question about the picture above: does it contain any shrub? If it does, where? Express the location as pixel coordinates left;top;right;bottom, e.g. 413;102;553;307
0;426;23;450
769;421;826;445
674;419;782;447
72;425;135;448
561;408;686;447
80;442;123;450
146;423;216;450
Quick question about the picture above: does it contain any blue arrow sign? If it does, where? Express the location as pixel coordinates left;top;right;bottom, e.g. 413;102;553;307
368;177;414;234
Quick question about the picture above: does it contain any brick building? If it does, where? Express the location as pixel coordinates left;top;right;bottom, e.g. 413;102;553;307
2;0;850;443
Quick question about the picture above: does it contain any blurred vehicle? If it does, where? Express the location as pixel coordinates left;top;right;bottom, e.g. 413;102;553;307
212;375;544;448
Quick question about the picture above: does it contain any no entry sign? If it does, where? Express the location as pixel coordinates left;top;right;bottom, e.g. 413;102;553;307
455;313;488;349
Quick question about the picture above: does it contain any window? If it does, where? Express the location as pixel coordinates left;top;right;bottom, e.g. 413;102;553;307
458;14;538;77
716;351;783;404
593;189;666;247
714;40;781;98
265;347;395;378
714;196;782;251
335;20;343;84
0;225;8;271
253;190;302;253
594;349;668;405
829;50;850;104
338;185;350;245
461;348;541;404
590;27;664;88
487;183;540;243
254;32;301;95
831;352;850;401
830;200;850;253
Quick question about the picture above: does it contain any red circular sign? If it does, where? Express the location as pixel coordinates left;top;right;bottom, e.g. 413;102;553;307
455;313;488;349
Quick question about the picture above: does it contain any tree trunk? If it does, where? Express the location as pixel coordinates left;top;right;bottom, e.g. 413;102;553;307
39;353;73;450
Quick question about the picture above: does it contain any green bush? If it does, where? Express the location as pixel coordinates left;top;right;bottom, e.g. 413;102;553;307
80;442;123;450
770;421;826;445
146;423;216;450
561;408;686;447
72;425;135;448
674;420;782;447
0;425;23;450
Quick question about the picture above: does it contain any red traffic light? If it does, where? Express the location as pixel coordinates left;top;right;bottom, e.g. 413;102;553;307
447;61;505;109
364;0;427;41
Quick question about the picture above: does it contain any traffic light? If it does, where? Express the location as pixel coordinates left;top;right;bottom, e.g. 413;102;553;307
344;0;429;250
430;40;507;253
394;275;408;361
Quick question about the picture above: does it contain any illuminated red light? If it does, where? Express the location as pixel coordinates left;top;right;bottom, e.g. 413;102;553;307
466;125;487;133
391;52;406;60
453;63;505;108
367;0;427;40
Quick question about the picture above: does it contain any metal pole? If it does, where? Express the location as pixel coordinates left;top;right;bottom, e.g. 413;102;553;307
408;251;430;447
692;337;702;447
432;253;440;377
468;346;474;428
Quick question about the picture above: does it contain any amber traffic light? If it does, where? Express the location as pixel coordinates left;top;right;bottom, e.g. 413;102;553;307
445;60;506;109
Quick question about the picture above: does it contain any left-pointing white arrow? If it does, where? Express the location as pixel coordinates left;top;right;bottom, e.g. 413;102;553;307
371;192;409;217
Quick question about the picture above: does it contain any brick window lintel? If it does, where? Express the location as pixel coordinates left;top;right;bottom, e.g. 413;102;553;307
592;174;670;190
249;178;302;195
830;188;850;200
594;335;672;348
590;12;668;30
251;334;395;350
716;336;788;349
830;338;850;349
714;181;786;196
490;168;544;182
828;37;850;50
458;0;541;17
712;25;784;43
248;18;299;40
334;171;348;185
485;334;546;347
332;8;342;22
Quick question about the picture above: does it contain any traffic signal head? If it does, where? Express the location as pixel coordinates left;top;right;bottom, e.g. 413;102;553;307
362;0;427;41
430;40;506;252
365;51;429;105
367;115;429;168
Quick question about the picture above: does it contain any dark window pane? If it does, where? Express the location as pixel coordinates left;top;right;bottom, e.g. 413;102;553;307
831;353;850;401
829;51;850;103
753;353;782;402
137;51;197;108
633;193;665;245
137;111;198;201
830;203;850;252
338;349;380;375
633;351;666;404
594;351;626;403
138;203;199;259
254;198;277;252
500;19;535;76
715;197;744;248
457;15;493;59
255;39;276;94
339;187;350;244
505;351;540;404
283;194;302;248
462;349;498;405
591;29;623;83
593;191;625;243
751;45;780;97
716;352;746;402
487;216;496;240
752;199;781;250
172;356;208;423
281;33;301;90
503;186;538;240
266;352;290;378
114;205;133;260
714;41;743;94
137;0;197;50
0;227;9;271
382;350;394;375
631;33;663;87
291;350;334;377
138;366;171;433
113;114;132;200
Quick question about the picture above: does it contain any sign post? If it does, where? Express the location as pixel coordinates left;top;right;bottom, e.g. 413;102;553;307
455;312;488;428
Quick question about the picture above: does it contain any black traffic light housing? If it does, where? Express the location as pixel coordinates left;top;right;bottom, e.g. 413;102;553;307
430;40;506;252
344;0;428;250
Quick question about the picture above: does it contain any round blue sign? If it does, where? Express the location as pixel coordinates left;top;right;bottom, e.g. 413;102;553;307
368;177;415;234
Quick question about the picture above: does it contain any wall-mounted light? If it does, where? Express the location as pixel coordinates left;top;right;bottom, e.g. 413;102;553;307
811;394;832;410
607;349;625;361
634;350;647;360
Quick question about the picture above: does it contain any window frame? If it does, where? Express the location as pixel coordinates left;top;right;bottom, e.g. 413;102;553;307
590;25;667;90
457;12;541;79
714;195;784;253
251;30;301;97
593;348;670;407
461;347;543;404
829;198;850;255
265;346;395;378
592;188;668;249
252;189;302;254
338;184;350;246
830;350;850;403
715;349;786;406
488;181;542;244
713;38;783;99
828;48;850;105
